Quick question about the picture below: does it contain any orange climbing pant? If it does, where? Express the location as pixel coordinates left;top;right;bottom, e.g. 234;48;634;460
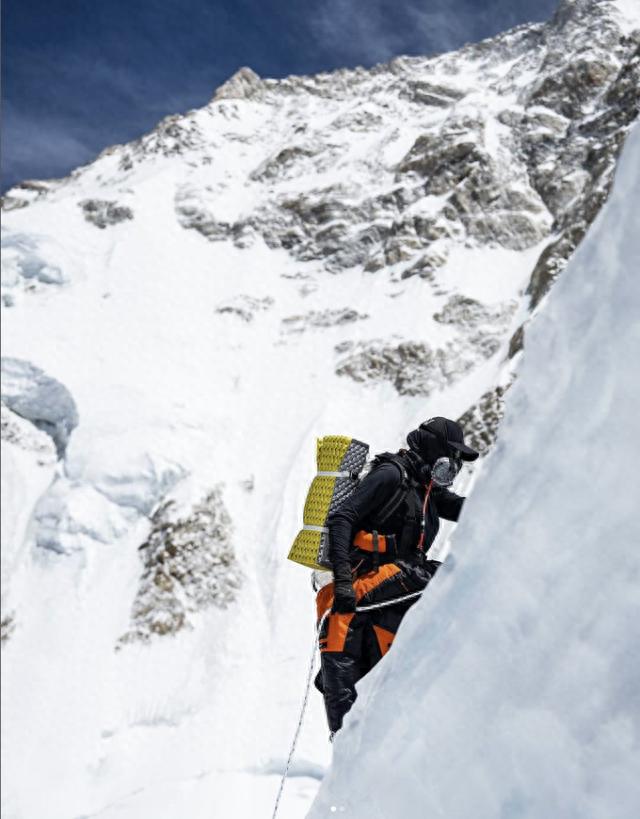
315;561;438;732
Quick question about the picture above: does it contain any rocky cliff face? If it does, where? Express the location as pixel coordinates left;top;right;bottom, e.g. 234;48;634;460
0;2;638;816
3;1;637;397
0;0;637;648
1;0;637;656
118;488;241;646
165;0;638;302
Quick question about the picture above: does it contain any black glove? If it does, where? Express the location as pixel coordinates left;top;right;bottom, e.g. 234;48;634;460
332;579;356;614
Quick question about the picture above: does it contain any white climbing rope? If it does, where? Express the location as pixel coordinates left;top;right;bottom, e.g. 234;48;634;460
355;589;424;613
270;589;424;819
270;609;330;819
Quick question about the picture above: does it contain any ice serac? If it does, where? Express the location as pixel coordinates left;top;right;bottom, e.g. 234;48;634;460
1;404;57;642
310;124;640;819
1;357;78;456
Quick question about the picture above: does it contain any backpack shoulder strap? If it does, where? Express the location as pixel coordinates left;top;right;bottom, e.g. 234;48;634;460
369;454;412;527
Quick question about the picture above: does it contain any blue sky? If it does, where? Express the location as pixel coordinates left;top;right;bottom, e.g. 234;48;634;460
1;0;558;192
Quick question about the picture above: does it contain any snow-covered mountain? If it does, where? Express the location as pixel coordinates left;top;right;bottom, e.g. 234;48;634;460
1;1;638;817
311;117;640;819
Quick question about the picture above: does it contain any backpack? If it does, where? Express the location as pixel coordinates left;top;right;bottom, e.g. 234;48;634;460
287;437;413;571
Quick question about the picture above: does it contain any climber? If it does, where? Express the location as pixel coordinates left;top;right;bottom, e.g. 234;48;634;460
315;416;478;736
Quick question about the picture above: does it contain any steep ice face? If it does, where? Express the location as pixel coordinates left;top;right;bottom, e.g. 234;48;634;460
0;1;638;817
310;123;640;819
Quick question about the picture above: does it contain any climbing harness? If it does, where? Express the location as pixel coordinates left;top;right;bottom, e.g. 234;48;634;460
270;589;425;819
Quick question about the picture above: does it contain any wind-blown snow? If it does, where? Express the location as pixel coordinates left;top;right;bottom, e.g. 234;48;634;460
310;123;640;819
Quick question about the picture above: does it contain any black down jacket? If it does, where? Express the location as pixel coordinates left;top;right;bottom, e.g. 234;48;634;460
327;450;464;583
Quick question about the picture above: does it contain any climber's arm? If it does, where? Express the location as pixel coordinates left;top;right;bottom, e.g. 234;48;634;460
435;488;465;522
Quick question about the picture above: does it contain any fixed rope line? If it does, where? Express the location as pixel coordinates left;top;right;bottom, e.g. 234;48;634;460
270;589;424;819
270;609;330;819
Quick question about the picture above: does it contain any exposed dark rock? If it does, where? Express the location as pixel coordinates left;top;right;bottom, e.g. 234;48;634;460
79;199;133;229
169;13;636;282
335;332;503;396
529;58;616;119
212;67;263;101
508;324;525;359
281;308;369;333
250;142;332;182
400;249;448;280
336;341;438;395
108;111;207;173
335;291;518;395
526;236;571;307
412;215;454;242
402;81;467;107
252;145;316;180
457;384;510;456
177;204;232;241
464;211;547;251
279;190;356;227
118;488;242;646
433;295;517;329
215;295;274;321
1;614;15;645
329;109;384;132
396;134;483;191
521;32;640;306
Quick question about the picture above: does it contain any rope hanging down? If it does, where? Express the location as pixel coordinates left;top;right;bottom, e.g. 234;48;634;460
270;589;424;819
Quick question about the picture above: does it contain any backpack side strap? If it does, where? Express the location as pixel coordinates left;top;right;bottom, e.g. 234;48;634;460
370;456;411;527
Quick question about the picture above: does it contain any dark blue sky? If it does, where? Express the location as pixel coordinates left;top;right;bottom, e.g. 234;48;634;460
1;0;558;192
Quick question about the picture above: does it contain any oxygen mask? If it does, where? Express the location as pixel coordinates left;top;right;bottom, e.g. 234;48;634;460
430;454;462;487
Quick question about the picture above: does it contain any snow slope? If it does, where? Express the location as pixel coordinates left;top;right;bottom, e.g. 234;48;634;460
310;123;640;819
1;2;638;818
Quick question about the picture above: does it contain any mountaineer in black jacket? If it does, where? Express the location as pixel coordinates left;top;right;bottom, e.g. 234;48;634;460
315;416;479;735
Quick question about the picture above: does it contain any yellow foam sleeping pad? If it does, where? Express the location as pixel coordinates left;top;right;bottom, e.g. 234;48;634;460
288;435;369;570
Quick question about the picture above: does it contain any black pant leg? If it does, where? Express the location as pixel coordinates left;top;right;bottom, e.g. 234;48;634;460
357;561;440;670
319;611;366;733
